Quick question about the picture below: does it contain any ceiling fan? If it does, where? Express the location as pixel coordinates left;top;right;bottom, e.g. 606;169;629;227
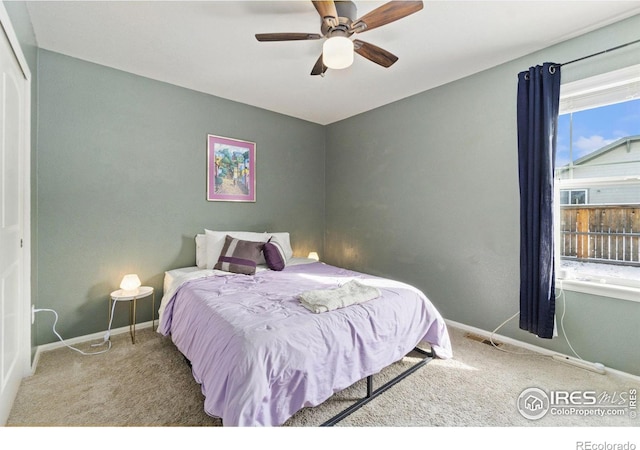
255;1;424;76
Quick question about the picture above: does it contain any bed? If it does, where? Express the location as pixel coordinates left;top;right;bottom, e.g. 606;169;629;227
157;230;452;427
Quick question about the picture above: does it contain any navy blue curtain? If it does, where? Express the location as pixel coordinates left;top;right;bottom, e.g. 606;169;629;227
517;62;561;339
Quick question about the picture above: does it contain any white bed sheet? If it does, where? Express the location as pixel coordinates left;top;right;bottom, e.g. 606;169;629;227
158;257;317;328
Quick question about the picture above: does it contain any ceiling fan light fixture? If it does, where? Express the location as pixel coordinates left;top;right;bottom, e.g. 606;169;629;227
323;36;354;69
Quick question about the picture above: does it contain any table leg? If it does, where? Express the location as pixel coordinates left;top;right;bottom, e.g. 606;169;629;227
132;297;137;344
127;299;133;344
152;292;155;331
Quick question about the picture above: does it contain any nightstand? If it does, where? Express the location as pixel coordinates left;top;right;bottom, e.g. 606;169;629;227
109;286;155;344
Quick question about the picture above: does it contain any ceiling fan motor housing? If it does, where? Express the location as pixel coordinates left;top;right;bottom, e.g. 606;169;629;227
321;1;357;37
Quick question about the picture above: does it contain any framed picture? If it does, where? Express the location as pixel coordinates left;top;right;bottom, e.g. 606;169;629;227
207;134;256;202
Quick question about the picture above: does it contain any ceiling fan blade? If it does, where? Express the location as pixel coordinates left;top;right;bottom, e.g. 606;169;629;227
312;1;339;28
311;54;328;76
353;40;398;68
351;1;423;33
255;33;322;42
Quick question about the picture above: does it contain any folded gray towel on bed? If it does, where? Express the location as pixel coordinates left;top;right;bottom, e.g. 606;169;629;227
299;280;381;313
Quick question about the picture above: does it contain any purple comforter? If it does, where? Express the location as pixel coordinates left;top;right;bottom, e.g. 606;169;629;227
158;262;452;426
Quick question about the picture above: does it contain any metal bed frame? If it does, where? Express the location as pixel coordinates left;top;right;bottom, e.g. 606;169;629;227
320;347;434;426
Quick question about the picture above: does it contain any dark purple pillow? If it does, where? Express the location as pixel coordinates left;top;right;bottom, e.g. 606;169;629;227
263;237;286;271
214;235;264;275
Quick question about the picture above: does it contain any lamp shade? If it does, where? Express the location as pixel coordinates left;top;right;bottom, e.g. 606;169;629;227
308;252;320;261
120;274;141;292
323;36;354;69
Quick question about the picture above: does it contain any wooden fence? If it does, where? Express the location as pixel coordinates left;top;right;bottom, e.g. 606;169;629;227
560;205;640;266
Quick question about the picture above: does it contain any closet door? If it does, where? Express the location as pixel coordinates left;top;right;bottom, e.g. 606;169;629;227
0;9;30;425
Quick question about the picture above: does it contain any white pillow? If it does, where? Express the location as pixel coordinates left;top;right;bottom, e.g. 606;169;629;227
268;232;293;260
195;234;207;269
205;229;269;269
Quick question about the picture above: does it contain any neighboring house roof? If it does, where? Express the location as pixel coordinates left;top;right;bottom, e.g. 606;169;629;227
570;135;640;166
556;135;640;179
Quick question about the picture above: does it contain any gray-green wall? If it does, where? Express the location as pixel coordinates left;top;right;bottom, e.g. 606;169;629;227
324;14;640;376
34;50;325;342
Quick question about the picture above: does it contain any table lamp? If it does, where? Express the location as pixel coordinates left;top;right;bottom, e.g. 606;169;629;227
120;274;141;294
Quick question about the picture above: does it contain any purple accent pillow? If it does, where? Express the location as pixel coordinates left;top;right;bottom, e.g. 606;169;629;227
263;237;287;271
214;235;264;275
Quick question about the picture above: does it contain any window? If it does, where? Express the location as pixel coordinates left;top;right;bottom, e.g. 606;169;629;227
555;64;640;295
560;189;587;205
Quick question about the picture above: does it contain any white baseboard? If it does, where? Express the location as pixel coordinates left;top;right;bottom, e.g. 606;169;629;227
445;319;640;383
31;320;156;376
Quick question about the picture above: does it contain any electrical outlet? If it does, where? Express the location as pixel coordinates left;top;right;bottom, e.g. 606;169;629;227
31;305;35;324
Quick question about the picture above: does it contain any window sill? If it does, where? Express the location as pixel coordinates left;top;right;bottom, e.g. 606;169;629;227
556;278;640;303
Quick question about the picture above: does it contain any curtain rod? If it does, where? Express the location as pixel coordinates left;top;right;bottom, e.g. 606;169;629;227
560;38;640;67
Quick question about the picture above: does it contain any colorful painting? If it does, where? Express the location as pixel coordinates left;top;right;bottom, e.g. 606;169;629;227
207;134;256;202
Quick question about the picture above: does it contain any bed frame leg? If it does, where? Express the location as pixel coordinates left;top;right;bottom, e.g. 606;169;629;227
320;347;434;427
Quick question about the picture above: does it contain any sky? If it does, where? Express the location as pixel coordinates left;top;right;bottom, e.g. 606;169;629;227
556;98;640;167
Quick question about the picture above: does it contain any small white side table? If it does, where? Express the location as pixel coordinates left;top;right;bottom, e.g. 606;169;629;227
109;286;155;344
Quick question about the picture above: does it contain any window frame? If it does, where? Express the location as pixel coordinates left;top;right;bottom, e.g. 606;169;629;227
555;64;640;302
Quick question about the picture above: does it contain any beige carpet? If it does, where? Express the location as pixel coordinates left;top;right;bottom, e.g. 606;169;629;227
7;325;640;428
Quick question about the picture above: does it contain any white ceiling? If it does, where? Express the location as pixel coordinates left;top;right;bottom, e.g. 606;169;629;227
24;0;640;125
